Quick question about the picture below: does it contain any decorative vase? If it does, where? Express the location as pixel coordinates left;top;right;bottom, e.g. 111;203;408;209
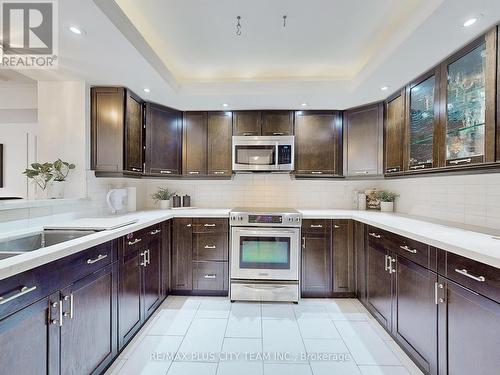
48;181;65;199
159;200;171;209
380;201;394;212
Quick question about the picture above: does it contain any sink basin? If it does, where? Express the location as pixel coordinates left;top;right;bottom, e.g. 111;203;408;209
0;230;97;255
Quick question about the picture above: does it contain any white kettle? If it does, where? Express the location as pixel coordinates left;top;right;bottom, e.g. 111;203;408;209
106;188;128;214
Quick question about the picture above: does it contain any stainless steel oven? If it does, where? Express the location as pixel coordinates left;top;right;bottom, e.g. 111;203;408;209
232;136;294;172
229;208;301;302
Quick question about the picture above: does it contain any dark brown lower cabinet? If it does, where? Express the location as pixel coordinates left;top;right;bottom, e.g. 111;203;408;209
143;234;162;319
301;220;332;297
332;220;354;294
172;218;194;292
438;277;500;375
366;243;392;329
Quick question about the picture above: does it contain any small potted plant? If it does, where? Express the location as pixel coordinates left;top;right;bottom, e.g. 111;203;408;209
23;162;54;197
50;159;75;199
377;191;399;212
152;187;176;209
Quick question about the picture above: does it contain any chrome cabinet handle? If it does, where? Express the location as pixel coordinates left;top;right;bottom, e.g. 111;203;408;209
204;245;216;249
0;286;37;305
87;254;108;264
130;167;142;172
311;171;323;174
410;165;425;170
272;132;284;135
59;300;63;326
204;223;216;227
146;249;151;265
242;132;255;136
400;245;417;254
213;171;226;175
189;171;199;175
434;283;445;304
454;268;485;282
128;238;142;245
204;274;217;279
386;167;399;173
159;170;172;174
369;232;381;239
49;300;60;325
187;224;192;227
302;237;306;249
355;170;369;174
310;224;323;228
140;252;147;267
450;158;472;165
390;257;396;273
384;255;390;272
334;225;340;229
150;229;161;235
63;294;74;319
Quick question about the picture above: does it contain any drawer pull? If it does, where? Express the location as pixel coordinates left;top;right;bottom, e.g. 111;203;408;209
159;170;172;174
189;171;200;175
355;170;369;174
187;224;192;227
410;164;426;170
204;223;216;227
310;224;323;228
204;245;216;249
400;245;417;254
384;255;390;272
204;274;217;279
272;132;284;135
334;225;340;229
87;254;108;264
311;171;323;175
449;158;471;165
213;171;226;175
150;229;161;235
130;167;142;172
369;232;381;239
242;132;255;136
127;238;142;245
63;294;74;319
0;286;37;305
454;268;485;282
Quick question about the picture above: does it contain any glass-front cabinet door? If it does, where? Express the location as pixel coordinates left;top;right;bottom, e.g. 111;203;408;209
441;30;496;167
407;72;439;170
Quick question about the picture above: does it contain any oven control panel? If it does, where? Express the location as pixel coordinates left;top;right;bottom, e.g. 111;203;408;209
230;212;302;227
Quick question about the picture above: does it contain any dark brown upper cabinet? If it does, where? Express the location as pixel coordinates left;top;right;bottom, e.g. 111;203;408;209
262;111;294;136
344;103;383;177
183;112;208;176
208;112;233;177
405;68;441;171
145;102;182;176
295;111;343;177
438;30;497;168
384;90;405;174
233;111;262;136
91;87;143;174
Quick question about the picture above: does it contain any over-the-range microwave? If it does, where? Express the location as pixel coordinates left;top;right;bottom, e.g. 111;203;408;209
232;135;294;172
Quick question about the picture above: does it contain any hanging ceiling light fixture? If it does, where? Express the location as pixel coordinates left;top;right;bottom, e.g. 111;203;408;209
236;16;242;36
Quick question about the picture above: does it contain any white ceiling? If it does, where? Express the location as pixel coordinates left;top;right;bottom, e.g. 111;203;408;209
13;0;500;110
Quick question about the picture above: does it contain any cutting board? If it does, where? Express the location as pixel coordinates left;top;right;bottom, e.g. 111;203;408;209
44;217;139;231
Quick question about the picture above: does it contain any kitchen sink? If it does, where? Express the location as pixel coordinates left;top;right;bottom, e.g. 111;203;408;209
0;230;97;256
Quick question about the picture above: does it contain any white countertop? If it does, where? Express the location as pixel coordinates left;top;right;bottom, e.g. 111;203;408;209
0;207;499;281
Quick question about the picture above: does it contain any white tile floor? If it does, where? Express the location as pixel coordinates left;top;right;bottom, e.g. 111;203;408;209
105;296;424;375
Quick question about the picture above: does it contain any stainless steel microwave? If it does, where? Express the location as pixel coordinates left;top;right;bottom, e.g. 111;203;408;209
232;136;294;172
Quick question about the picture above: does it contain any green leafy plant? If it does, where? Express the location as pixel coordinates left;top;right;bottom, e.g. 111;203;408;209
52;159;76;182
151;187;176;202
23;162;53;190
377;191;399;202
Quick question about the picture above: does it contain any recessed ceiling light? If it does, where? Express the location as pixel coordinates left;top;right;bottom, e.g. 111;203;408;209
301;103;307;107
222;103;229;107
380;86;389;91
143;88;150;93
69;26;83;35
463;17;478;27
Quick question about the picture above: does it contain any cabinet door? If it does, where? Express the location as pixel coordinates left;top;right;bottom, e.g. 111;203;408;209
440;31;497;167
161;220;171;297
262;111;294;136
366;244;392;329
295;111;342;176
344;104;383;176
393;256;437;374
332;220;354;294
90;87;125;172
207;111;232;177
384;90;405;174
0;294;59;375
124;91;143;173
143;237;162;319
118;248;142;348
439;278;500;375
60;264;117;375
145;103;182;175
354;221;367;303
172;218;193;291
301;220;332;297
183;112;208;176
233;111;262;136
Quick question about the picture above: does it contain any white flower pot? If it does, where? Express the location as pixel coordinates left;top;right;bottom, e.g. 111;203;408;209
380;201;394;212
159;200;171;209
48;181;65;199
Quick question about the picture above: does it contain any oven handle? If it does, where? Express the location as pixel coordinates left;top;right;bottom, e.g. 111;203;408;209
242;284;288;290
232;228;299;236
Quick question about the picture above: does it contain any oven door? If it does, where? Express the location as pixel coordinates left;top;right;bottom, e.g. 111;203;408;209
230;227;300;281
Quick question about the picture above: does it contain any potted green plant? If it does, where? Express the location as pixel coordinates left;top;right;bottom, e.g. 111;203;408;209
151;187;176;209
377;191;399;212
23;162;54;197
50;159;75;198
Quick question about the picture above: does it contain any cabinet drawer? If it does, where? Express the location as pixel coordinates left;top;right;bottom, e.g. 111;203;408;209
192;219;228;234
302;219;331;233
393;237;430;269
445;252;500;304
366;226;387;248
66;241;114;282
193;233;228;261
123;227;151;256
193;262;227;291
